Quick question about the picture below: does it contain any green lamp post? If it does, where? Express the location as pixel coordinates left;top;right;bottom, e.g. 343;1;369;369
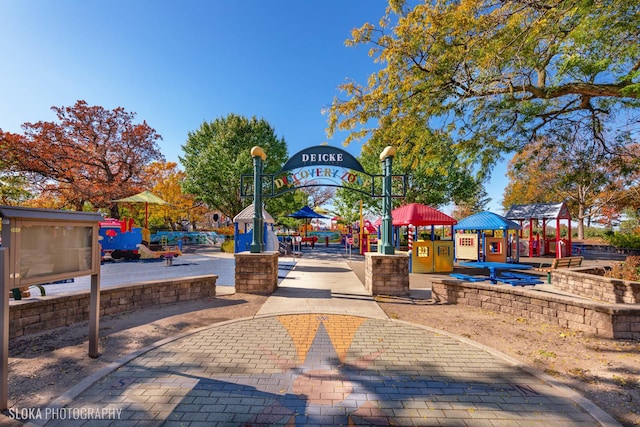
250;146;266;253
379;146;396;255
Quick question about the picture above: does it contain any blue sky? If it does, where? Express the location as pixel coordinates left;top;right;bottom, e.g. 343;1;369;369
1;0;508;213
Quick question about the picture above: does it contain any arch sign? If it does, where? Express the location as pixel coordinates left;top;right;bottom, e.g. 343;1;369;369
242;145;405;254
241;145;406;198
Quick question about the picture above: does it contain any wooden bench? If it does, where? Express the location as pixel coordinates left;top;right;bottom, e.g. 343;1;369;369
536;256;584;283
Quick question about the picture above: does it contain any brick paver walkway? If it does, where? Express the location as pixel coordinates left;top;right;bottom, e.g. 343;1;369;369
28;246;619;426
41;314;605;426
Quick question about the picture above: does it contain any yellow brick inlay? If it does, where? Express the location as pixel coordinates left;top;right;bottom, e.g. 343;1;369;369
277;314;366;363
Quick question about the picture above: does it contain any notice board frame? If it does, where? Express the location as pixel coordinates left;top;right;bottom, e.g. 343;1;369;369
0;206;103;410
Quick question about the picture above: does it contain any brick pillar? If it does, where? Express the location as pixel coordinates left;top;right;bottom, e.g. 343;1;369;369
235;251;279;294
365;253;409;296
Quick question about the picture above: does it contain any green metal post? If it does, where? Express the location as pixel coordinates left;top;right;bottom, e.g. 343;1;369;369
250;146;266;253
380;146;396;255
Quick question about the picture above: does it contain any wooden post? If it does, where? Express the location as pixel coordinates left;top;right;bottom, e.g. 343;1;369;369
0;248;9;410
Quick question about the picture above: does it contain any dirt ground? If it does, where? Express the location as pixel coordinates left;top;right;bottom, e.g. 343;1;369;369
2;262;640;426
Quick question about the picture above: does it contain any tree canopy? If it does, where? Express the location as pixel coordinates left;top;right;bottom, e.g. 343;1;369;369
0;161;33;206
140;161;209;231
502;128;638;237
0;100;163;215
328;0;640;179
334;123;483;219
180;114;290;219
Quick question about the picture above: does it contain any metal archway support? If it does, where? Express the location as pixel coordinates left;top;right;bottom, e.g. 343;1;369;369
250;146;266;253
379;146;396;255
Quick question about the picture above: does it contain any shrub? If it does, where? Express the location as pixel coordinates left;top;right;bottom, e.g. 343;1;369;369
603;232;640;250
581;227;608;240
213;225;234;237
220;240;235;253
604;256;640;281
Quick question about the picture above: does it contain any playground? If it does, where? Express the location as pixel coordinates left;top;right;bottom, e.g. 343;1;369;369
2;145;639;425
4;244;639;427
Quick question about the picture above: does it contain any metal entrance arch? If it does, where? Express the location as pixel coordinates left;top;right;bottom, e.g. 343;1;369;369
240;145;405;254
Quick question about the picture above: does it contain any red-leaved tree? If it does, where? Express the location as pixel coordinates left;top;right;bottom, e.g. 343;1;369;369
0;100;164;216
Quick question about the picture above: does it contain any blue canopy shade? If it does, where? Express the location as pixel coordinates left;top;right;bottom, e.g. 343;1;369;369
287;205;327;219
454;211;521;231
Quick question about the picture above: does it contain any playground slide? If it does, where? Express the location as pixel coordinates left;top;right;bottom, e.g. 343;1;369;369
266;228;278;252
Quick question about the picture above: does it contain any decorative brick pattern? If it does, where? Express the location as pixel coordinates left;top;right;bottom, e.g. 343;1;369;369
432;279;640;339
553;268;640;304
52;314;604;425
8;275;217;339
364;253;410;296
235;251;279;294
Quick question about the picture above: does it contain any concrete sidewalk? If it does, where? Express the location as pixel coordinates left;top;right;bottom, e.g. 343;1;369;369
257;252;386;319
29;246;619;426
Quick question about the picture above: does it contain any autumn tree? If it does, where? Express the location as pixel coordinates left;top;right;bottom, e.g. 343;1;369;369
328;0;640;181
0;100;163;216
502;129;637;238
450;187;491;220
180;114;290;219
609;143;640;212
140;161;209;231
302;185;335;209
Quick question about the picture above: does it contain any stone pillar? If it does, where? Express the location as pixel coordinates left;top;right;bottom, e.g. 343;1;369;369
365;252;409;296
235;251;279;294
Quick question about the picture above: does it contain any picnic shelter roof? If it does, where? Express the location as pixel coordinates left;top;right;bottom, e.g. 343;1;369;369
504;202;571;221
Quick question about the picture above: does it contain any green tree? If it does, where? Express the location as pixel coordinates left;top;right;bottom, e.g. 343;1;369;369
266;190;311;232
328;0;640;179
0;159;33;205
335;123;482;218
180;114;289;219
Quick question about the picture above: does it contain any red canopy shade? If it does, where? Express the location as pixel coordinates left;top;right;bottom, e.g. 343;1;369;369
392;203;457;226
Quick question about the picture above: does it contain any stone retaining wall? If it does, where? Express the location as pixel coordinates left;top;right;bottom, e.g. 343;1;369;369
553;268;640;304
432;279;639;339
9;275;217;339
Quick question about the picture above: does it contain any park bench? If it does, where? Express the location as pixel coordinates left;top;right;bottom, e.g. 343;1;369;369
535;256;584;283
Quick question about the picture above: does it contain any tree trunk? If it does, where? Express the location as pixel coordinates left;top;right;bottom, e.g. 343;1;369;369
110;204;120;219
577;203;586;240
